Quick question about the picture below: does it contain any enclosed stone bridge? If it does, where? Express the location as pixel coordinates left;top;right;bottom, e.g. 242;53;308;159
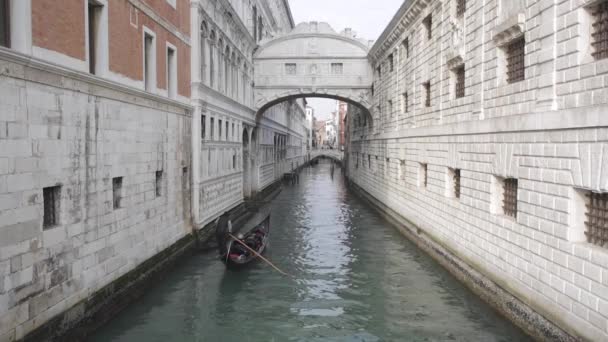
253;22;374;119
309;148;343;164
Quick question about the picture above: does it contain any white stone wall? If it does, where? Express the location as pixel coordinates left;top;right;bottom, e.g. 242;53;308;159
350;0;608;340
0;55;191;341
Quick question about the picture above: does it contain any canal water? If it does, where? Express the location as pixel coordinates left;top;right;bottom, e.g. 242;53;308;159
91;160;532;342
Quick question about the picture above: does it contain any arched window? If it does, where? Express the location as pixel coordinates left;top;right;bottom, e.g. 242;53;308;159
200;21;209;84
209;30;217;88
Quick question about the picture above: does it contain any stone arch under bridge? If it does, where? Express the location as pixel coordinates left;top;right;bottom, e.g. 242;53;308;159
253;22;374;120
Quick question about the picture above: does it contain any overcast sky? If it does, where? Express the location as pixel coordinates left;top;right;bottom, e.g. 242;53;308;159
288;0;404;119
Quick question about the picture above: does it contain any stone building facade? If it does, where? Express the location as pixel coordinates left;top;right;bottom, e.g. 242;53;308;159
346;0;608;340
0;0;305;340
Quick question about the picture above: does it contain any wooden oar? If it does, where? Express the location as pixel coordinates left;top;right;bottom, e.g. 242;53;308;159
228;233;290;277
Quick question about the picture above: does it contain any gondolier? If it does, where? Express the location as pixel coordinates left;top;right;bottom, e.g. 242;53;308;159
215;212;232;257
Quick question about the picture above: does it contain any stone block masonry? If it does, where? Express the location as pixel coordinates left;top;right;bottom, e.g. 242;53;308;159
347;0;608;340
0;52;192;341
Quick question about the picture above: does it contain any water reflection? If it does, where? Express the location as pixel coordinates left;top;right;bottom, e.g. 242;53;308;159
91;160;532;342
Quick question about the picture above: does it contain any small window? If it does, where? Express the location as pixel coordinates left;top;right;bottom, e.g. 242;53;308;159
218;119;222;139
402;38;409;59
454;65;465;99
402;92;409;113
233;154;236;169
456;0;466;17
210;117;215;140
506;37;525;83
585;192;608;248
423;14;432;40
503;178;518;218
331;63;343;75
592;2;608;60
420;163;428;188
423;81;431;107
155;171;163;197
43;186;61;229
399;160;405;180
449;168;461;198
376;65;382;78
388;54;394;72
167;46;177;98
232;123;235;140
388;100;393;117
368;154;371;168
113;177;123;209
201;115;206;139
225;121;229;141
0;0;9;48
182;167;189;190
285;63;296;75
144;32;155;91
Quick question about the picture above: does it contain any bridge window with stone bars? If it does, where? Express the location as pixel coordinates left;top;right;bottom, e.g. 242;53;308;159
43;185;61;229
585;192;608;248
453;169;461;199
592;1;608;60
506;37;526;83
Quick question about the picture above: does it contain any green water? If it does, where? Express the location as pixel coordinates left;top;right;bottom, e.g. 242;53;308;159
91;160;532;342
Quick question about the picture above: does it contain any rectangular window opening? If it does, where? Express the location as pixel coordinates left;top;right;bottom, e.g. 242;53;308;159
455;65;465;99
285;63;296;75
210;117;215;140
453;168;461;198
144;32;155;91
218;119;222;140
585;192;608;248
155;170;163;197
592;1;608;60
506;37;525;83
167;46;176;98
388;54;394;72
456;0;466;17
331;63;343;75
423;14;432;40
43;186;61;229
88;1;103;74
225;121;229;141
0;0;10;48
423;81;431;107
113;177;123;209
201;115;206;139
420;163;428;188
503;178;518;218
402;38;409;59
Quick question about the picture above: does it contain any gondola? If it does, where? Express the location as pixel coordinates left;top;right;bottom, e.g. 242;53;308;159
220;210;270;269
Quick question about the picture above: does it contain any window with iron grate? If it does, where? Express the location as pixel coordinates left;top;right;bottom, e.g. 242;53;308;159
456;0;466;17
506;37;525;83
201;115;206;139
503;178;518;218
43;186;61;229
420;163;428;188
592;1;608;60
388;54;394;72
0;0;9;48
113;177;123;209
455;66;465;99
423;81;431;107
285;63;296;75
155;171;163;197
423;14;432;40
331;63;343;74
585;192;608;248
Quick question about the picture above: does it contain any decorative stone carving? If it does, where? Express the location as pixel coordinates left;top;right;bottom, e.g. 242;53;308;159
446;20;465;69
493;13;525;47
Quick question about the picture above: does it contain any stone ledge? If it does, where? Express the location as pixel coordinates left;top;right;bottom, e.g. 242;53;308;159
346;180;582;342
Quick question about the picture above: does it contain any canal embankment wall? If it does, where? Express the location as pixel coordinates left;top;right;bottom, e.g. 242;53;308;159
345;0;608;340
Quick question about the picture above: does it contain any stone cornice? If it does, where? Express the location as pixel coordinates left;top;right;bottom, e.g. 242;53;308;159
369;0;433;64
255;33;370;58
0;47;192;114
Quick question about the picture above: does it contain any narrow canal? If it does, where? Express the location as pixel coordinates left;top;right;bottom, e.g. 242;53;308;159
91;160;532;342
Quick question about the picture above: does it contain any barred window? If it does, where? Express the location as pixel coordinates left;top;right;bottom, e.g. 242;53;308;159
402;92;409;113
388;54;394;72
455;66;465;99
454;169;461;198
423;81;431;107
210;117;215;140
331;63;343;74
506;37;525;83
503;178;518;218
226;121;229;141
43;186;61;229
420;163;428;187
155;171;163;197
585;192;608;248
456;0;466;17
285;63;296;75
218;119;222;139
0;0;9;48
592;1;608;60
113;177;123;209
388;100;393;117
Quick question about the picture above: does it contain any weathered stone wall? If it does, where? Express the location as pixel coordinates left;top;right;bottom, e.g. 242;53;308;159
347;0;608;340
0;53;192;341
